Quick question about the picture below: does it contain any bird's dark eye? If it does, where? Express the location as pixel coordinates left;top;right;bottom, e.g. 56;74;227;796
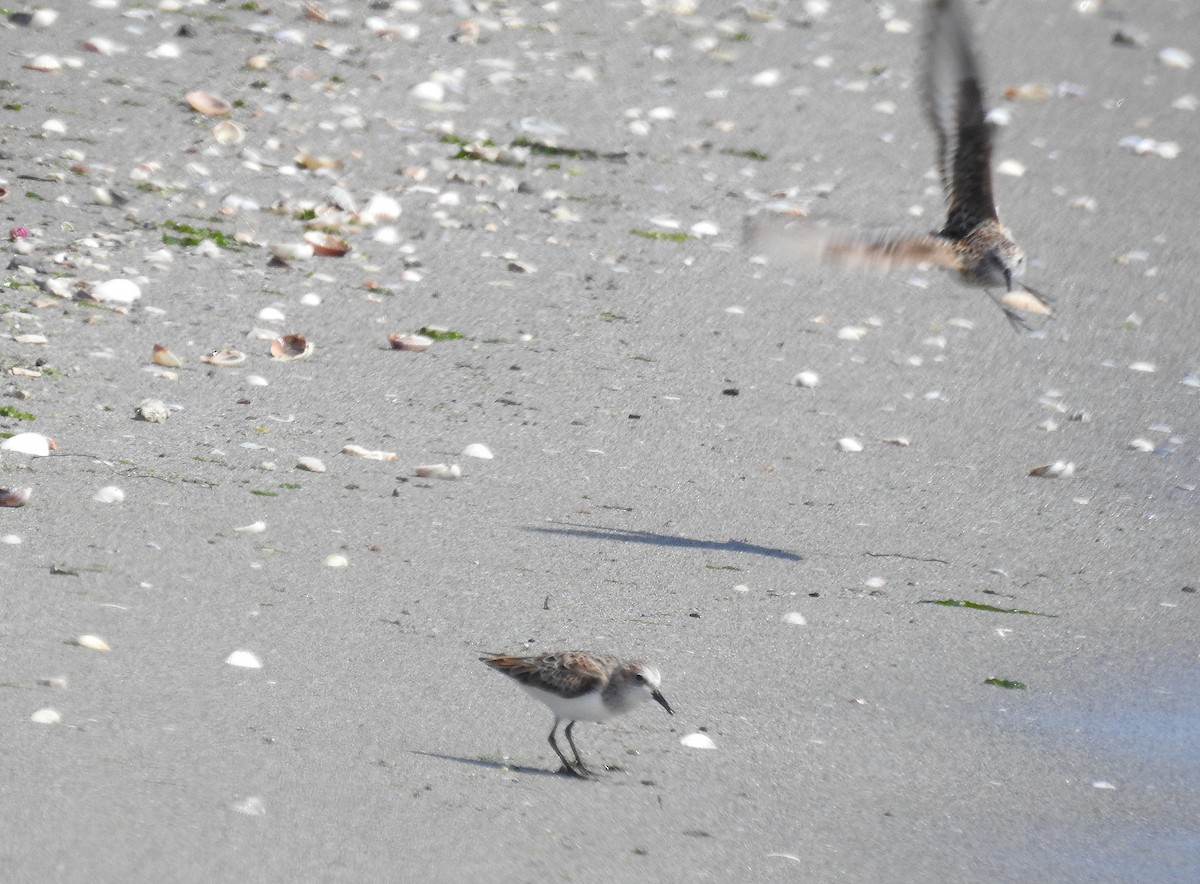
633;672;646;683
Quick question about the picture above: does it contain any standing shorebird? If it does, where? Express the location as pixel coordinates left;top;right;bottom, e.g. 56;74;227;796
481;650;673;779
750;0;1051;329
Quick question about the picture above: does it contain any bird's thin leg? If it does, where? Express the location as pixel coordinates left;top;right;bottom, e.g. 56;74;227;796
984;288;1034;333
548;721;588;778
563;721;598;777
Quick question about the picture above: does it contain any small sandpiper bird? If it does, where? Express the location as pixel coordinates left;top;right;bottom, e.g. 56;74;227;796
481;650;673;779
750;0;1051;330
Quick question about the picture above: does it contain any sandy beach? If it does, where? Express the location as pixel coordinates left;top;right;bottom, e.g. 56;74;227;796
2;1;1198;881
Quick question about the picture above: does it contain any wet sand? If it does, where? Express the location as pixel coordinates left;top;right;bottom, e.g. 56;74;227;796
2;2;1198;881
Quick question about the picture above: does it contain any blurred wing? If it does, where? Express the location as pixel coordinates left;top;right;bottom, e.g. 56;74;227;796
923;0;998;237
748;217;963;276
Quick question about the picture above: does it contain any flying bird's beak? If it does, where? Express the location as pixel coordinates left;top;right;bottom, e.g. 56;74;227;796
1003;267;1014;292
652;690;673;715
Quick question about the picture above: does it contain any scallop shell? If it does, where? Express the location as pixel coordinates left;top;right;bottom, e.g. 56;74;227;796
24;55;62;73
462;443;494;459
212;120;245;146
270;334;313;361
186;90;232;116
0;487;32;508
151;343;183;368
303;231;351;257
225;650;262;669
388;333;434;352
202;348;246;367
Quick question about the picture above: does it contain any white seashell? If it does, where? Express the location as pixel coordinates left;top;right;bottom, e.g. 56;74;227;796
268;242;315;261
462;443;494;459
93;486;125;503
751;68;781;87
1158;48;1194;70
996;159;1026;177
882;437;911;446
415;463;461;480
837;437;863;453
193;239;221;259
82;36;118;55
1;534;22;543
864;577;887;589
24;55;62;72
15;334;48;345
1092;781;1117;790
690;221;720;237
147;42;181;59
1028;461;1075;479
257;306;286;323
410;80;445;102
38;676;68;688
229;796;267;816
234;521;267;533
388;333;434;352
212;120;244;146
73;634;111;651
1172;94;1199;112
1128;438;1155;453
1;432;54;457
1129;361;1156;373
680;733;717;750
135;399;170;423
1001;291;1052;316
358;193;401;223
300;293;321;306
296;456;326;473
781;612;807;625
246;375;269;387
41;119;66;135
324;553;349;568
792;371;819;388
31;709;62;725
837;326;868;341
225;650;262;669
341;444;397;461
92;278;142;304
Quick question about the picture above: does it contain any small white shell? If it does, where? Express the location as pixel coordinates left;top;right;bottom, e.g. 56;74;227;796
388;333;434;352
837;437;863;453
1128;438;1155;453
186;90;231;116
1129;361;1156;373
462;443;494;459
1158;48;1194;70
30;708;62;725
415;463;461;480
680;733;717;750
1002;291;1052;316
234;521;267;533
324;553;349;568
996;159;1026;177
93;486;125;503
410;80;446;102
792;370;819;388
212;120;245;146
24;55;62;72
92;278;142;304
1;432;54;457
1028;461;1075;479
268;242;315;261
135;399;170;423
73;634;111;651
296;456;326;473
781;612;807;625
837;326;868;341
225;650;262;669
257;306;286;323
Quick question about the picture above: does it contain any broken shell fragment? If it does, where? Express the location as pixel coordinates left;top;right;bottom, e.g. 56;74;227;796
202;348;246;367
342;444;398;461
1;433;55;457
93;486;125;503
151;343;183;368
415;463;461;480
303;231;351;257
186;90;232;116
388;333;434;352
270;334;313;361
1029;461;1075;479
0;487;32;507
73;634;111;651
295;456;326;473
837;437;864;453
234;521;267;533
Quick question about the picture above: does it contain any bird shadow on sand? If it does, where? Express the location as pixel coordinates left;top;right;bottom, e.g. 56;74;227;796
525;522;803;562
410;750;568;779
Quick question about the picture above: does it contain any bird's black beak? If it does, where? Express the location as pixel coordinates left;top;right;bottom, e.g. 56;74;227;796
1003;267;1014;292
652;690;673;715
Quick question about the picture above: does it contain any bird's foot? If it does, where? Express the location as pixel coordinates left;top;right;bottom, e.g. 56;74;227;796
556;763;599;780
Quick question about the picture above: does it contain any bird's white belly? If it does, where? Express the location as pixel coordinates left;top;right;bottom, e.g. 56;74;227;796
520;684;612;722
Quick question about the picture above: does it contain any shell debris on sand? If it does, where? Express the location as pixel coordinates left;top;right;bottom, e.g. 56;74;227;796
151;344;183;368
415;463;461;480
680;733;717;750
72;634;111;651
1029;461;1075;479
837;438;864;453
2;433;56;457
93;486;125;503
135;399;170;423
202;349;247;367
234;521;267;533
388;333;434;352
324;553;349;568
462;443;494;459
0;487;33;508
225;650;262;669
342;444;397;461
295;456;326;473
270;334;313;361
30;709;63;725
